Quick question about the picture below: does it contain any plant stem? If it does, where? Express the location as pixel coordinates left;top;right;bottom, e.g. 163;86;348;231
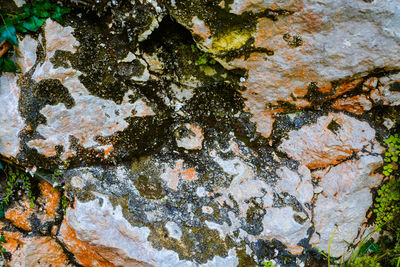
0;40;12;58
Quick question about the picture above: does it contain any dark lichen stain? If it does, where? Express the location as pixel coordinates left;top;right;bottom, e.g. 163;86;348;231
244;200;265;235
33;79;75;109
134;175;165;200
390;81;400;92
283;33;303;48
117;60;145;78
148;223;232;264
327;119;341;135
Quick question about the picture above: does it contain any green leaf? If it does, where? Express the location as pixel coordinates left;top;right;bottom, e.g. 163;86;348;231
0;24;18;46
22;17;39;32
15;24;28;33
0;204;4;219
3;58;17;72
0;162;3;169
14;12;30;22
358;239;376;256
33;16;46;28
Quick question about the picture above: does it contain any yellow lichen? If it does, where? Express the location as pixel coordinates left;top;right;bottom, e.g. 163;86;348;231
211;29;253;53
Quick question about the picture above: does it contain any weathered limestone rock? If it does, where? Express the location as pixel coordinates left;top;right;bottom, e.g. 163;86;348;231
0;221;70;266
27;19;156;160
276;165;313;206
228;0;298;15
0;74;25;158
174;123;204;150
332;95;373;115
60;196;238;266
58;218;115;266
311;155;384;257
370;73;400;106
170;0;400;137
4;180;60;232
1;0;399;265
278;112;379;169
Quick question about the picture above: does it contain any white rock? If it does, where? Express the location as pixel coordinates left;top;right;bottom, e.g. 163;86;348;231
165;221;182;241
278;113;377;169
175;123;204;150
276;165;313;205
310;155;383;257
0;74;25;158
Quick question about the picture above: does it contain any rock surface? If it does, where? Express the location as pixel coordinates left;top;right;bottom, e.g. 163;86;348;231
0;0;399;266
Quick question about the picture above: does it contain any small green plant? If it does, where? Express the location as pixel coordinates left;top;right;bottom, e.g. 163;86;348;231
317;230;381;266
0;234;6;255
374;134;400;232
51;160;70;186
347;255;381;267
0;162;36;209
374;180;400;232
61;194;70;215
5;167;36;208
262;260;274;267
0;0;69;73
191;44;216;71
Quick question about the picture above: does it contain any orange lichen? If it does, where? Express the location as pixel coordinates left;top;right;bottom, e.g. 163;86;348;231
5;198;34;231
1;231;69;266
332;95;372;114
181;168;198;181
332;78;363;98
38;180;60;221
161;160;199;190
58;219;114;267
104;145;114;157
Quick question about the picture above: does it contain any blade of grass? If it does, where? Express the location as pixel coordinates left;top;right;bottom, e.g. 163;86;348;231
328;227;338;267
348;229;378;263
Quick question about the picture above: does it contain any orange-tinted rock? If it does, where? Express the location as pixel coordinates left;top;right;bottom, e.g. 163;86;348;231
332;95;372;114
58;218;114;267
38;180;60;221
191;16;212;48
160;159;199;190
228;0;299;15
1;231;70;266
370;73;400;105
279;113;380;169
332;79;363;98
175;123;204;150
363;77;378;92
5;198;34;231
5;180;61;231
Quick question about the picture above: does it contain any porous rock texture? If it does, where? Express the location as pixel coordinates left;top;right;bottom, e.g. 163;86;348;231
0;0;400;265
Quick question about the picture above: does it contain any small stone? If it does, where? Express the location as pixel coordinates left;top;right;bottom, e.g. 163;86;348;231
165;221;182;240
383;118;395;129
175;123;204;150
202;206;214;214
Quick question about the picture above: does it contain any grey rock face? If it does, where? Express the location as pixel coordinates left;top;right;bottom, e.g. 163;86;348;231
0;0;399;266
